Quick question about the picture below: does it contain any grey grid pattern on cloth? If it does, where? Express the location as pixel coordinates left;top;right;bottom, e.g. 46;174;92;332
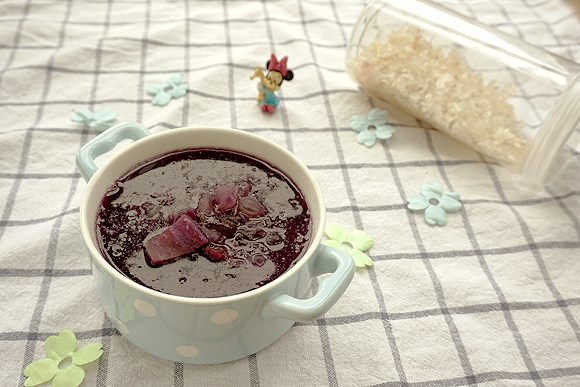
1;0;580;386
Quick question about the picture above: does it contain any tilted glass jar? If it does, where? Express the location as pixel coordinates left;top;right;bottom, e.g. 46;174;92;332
346;0;580;185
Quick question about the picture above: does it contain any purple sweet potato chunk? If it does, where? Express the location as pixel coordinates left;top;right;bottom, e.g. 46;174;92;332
236;181;251;197
183;208;197;219
144;214;209;266
201;226;223;243
203;244;231;262
213;182;238;212
195;193;214;218
172;215;210;249
203;213;243;238
238;196;267;219
249;253;266;267
168;208;196;224
144;231;178;266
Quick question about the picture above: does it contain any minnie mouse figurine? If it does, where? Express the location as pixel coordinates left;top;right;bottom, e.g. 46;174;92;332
250;54;294;114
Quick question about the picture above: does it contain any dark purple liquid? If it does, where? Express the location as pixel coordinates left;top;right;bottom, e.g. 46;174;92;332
95;148;311;298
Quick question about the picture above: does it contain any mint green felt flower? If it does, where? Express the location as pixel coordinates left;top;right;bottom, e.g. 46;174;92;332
23;329;103;387
71;108;116;131
406;182;462;226
147;72;189;106
322;223;374;267
350;108;396;147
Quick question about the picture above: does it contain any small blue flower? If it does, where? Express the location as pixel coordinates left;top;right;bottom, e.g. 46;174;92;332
147;73;189;106
406;182;462;226
350;108;396;147
71;108;116;131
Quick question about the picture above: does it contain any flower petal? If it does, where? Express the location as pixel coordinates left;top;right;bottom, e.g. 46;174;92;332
24;358;58;386
52;364;85;387
45;330;76;361
94;108;116;123
72;343;103;366
171;84;188;98
425;205;447;226
446;192;460;201
357;130;376;147
71;110;94;123
347;230;374;252
406;196;429;211
367;108;389;125
438;194;462;213
152;92;172;106
374;125;395;140
421;182;443;199
322;239;344;250
324;223;348;244
349;115;369;132
168;72;185;85
350;249;373;268
146;84;165;95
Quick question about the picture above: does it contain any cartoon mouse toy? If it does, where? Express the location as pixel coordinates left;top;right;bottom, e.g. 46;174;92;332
250;53;294;113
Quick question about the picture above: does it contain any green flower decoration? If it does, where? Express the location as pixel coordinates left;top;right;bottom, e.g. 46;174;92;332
350;108;396;147
322;223;374;267
406;182;462;226
23;329;103;387
147;72;189;106
71;108;116;131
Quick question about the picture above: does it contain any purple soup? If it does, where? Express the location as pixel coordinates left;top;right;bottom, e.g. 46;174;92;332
95;148;312;298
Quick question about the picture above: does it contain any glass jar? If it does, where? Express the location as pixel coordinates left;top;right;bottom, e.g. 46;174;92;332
346;0;580;186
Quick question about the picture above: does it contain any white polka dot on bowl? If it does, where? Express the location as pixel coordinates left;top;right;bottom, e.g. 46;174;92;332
211;309;239;324
176;345;199;357
133;299;157;317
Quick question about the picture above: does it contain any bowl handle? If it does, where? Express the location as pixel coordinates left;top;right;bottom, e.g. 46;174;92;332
261;245;355;322
76;122;151;182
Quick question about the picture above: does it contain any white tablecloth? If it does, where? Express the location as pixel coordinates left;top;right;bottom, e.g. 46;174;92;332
1;0;580;385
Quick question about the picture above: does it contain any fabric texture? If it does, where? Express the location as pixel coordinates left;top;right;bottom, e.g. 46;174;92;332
1;0;580;386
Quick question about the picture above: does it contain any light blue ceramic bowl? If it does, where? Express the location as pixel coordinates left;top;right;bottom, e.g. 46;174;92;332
77;122;355;364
